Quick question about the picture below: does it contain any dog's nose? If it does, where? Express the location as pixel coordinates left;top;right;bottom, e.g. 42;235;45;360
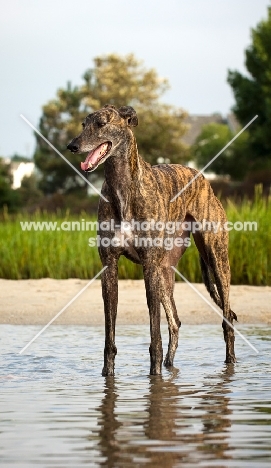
67;142;79;152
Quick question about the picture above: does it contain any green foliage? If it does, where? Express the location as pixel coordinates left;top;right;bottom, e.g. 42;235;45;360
0;159;20;212
135;104;189;165
11;154;30;163
192;122;249;180
225;186;269;285
0;187;270;285
227;7;271;174
34;53;188;193
16;173;43;207
0;159;44;212
82;54;170;109
36;82;86;194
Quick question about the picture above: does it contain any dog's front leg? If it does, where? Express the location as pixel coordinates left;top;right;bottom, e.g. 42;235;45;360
101;257;118;376
143;266;163;375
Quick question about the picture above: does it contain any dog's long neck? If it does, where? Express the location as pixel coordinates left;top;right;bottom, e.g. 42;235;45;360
104;131;148;221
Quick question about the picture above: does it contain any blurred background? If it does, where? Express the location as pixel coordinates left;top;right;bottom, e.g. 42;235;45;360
1;0;271;210
0;0;270;283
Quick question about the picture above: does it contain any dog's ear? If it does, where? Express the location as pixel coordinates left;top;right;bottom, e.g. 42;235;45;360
95;105;118;126
118;106;138;127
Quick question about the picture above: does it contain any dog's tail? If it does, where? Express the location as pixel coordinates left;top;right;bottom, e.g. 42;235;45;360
199;256;238;321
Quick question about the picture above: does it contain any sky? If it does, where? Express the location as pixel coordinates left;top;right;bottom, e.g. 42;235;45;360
0;0;269;158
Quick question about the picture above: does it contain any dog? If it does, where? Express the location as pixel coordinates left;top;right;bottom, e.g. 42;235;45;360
67;105;237;376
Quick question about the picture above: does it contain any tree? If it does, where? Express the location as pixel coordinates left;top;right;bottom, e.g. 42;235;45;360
34;54;188;194
11;154;30;163
192;122;249;180
0;159;19;211
227;7;271;175
16;173;43;207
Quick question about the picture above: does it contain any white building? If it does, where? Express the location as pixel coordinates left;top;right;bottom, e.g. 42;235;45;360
3;158;35;189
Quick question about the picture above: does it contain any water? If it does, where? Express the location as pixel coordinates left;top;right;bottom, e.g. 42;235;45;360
0;325;271;467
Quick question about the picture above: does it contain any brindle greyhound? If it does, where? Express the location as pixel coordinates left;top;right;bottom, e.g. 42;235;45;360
67;105;237;376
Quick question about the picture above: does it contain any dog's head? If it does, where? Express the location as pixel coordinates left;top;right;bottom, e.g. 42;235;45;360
67;105;138;172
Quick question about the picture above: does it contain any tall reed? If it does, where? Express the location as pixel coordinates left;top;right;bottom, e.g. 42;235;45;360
0;187;270;284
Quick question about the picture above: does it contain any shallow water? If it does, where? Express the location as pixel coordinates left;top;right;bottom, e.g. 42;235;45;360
0;324;271;467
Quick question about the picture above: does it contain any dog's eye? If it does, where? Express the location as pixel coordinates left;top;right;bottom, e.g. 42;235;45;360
98;120;107;128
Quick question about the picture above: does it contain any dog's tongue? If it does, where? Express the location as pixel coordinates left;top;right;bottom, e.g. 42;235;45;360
81;143;108;171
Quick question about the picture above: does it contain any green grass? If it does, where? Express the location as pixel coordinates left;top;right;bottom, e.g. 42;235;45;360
0;186;270;284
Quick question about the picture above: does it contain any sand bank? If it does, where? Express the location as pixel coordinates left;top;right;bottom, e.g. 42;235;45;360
0;279;270;326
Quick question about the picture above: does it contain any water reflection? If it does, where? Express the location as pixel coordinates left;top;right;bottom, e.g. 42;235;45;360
94;365;236;467
96;377;122;467
200;364;235;463
145;368;180;441
144;368;184;467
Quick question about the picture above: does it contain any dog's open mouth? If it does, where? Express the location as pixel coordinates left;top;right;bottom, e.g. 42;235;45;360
80;142;112;172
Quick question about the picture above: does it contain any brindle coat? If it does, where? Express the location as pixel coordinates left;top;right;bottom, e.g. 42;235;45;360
67;105;237;376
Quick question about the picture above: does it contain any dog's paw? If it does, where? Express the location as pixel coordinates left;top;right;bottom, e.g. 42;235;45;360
163;355;173;368
224;355;237;364
102;367;114;377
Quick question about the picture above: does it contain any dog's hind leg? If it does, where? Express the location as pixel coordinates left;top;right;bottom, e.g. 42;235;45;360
100;256;119;376
193;228;236;363
160;266;181;368
211;253;236;363
143;266;163;375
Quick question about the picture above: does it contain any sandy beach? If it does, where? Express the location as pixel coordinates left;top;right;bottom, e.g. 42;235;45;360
0;279;270;325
